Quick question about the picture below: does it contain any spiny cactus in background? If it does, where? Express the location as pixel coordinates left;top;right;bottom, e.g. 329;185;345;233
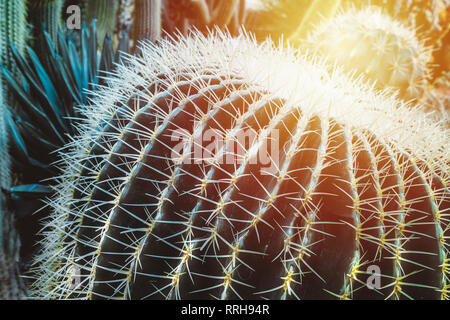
364;0;450;45
421;71;450;124
31;31;449;300
0;0;29;299
308;7;432;102
84;0;119;47
1;21;130;288
245;0;341;42
132;0;162;44
354;0;450;80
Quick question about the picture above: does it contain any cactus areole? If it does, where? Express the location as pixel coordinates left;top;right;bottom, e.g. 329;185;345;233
33;31;449;300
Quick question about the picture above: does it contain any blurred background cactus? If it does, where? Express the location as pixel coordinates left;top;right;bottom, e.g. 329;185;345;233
307;7;432;101
421;71;450;123
245;0;341;42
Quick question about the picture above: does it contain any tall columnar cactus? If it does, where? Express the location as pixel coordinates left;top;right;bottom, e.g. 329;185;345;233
132;0;162;44
31;32;449;300
84;0;120;46
0;0;29;299
28;0;64;47
308;7;432;102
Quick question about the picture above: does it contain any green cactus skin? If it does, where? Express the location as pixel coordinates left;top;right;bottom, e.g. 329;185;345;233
0;0;28;299
32;32;449;300
308;7;432;102
28;0;63;46
84;0;120;46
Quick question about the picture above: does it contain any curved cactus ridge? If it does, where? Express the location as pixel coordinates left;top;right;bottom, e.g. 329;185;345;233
32;31;449;300
308;7;432;102
0;0;28;299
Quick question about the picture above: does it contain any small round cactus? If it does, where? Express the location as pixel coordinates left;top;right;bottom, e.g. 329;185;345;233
32;31;449;300
308;7;432;102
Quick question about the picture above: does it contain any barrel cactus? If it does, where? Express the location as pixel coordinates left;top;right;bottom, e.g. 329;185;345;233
308;7;432;102
32;31;449;300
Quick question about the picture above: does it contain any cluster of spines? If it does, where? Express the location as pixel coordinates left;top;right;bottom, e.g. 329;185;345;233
31;32;449;300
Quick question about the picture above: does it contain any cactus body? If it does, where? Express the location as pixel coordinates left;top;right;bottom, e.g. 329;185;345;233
132;0;161;44
32;32;449;300
351;0;450;80
0;0;28;299
308;7;432;101
84;0;120;46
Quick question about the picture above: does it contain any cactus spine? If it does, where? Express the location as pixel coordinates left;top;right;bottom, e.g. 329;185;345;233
31;32;449;300
0;0;28;299
308;7;432;101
